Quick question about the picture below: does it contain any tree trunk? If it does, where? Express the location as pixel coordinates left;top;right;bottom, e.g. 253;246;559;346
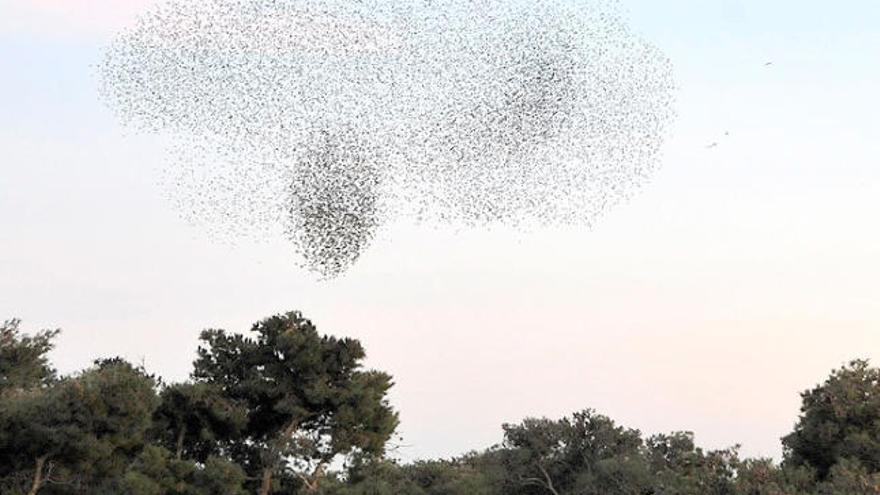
27;455;47;495
297;463;325;493
175;427;185;460
259;467;273;495
301;476;319;494
538;464;560;495
258;421;300;495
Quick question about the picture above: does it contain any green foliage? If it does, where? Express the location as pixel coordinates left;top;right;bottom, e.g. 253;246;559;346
322;456;500;495
645;432;739;494
322;458;426;495
151;382;248;462
5;314;880;495
192;311;399;493
404;458;497;495
783;360;880;480
0;319;59;393
500;410;645;494
194;456;249;494
816;458;880;495
0;313;400;494
121;444;248;495
734;458;815;495
0;357;159;494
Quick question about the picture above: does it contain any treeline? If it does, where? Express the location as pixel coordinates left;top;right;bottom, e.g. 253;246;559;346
2;313;880;494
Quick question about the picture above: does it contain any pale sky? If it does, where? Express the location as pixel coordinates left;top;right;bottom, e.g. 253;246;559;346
1;0;879;462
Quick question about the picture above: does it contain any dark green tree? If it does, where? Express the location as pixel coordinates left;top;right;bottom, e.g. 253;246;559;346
192;311;399;494
151;382;248;462
733;458;815;495
321;454;501;495
121;444;248;495
8;313;880;495
815;458;880;495
0;358;159;495
500;409;644;495
783;360;880;480
645;431;738;494
403;458;497;495
321;458;426;495
0;381;87;494
0;319;59;393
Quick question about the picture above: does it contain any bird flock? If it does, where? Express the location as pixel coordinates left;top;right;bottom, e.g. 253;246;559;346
99;0;676;278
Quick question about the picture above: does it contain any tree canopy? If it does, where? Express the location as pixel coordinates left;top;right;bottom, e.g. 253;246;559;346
3;314;880;495
783;360;880;480
192;312;398;494
0;319;58;393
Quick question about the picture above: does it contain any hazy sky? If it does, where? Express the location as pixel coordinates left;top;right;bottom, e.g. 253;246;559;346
1;0;879;462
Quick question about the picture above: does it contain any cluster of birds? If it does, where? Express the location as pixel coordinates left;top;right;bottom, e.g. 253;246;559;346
99;0;676;278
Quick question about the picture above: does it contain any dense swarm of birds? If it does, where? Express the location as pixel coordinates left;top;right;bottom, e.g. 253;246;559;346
99;0;676;278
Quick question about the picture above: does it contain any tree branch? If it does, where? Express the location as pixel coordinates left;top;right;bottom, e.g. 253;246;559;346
537;463;560;495
27;455;48;495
